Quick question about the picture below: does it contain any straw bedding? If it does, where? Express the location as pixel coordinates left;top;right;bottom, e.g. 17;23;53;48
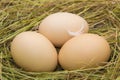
0;0;120;80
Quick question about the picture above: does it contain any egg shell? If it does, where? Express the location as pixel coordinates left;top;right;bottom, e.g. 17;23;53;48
39;12;89;47
11;31;57;72
59;33;111;70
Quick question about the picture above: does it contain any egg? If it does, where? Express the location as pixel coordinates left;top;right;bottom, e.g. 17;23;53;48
11;31;57;72
59;33;111;70
39;12;89;47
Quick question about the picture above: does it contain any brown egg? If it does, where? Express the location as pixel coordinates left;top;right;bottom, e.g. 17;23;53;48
59;33;111;70
39;12;89;47
11;31;57;72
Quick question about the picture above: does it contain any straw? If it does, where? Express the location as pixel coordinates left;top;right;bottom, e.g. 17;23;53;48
1;0;120;80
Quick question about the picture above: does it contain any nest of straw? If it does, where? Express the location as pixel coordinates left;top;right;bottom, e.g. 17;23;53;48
0;0;120;80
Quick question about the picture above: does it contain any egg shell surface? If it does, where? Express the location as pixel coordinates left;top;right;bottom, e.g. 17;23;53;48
11;31;57;72
59;33;111;70
39;12;89;47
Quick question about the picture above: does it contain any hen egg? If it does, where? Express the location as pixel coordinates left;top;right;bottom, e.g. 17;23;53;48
11;31;57;72
59;33;111;70
39;12;89;47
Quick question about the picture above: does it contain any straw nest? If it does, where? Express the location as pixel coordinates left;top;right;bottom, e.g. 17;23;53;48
0;0;120;80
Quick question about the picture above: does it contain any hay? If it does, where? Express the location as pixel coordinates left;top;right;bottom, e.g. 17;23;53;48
0;0;120;80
